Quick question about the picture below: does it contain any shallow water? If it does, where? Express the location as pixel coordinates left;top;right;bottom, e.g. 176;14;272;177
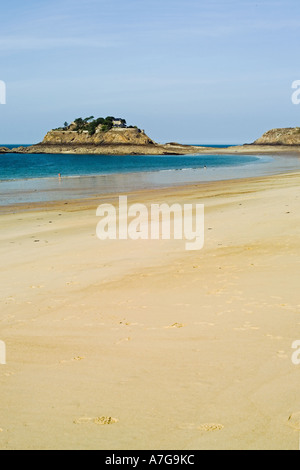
0;151;299;207
0;151;258;181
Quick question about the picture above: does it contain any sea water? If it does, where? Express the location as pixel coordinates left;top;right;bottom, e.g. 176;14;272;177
0;148;299;206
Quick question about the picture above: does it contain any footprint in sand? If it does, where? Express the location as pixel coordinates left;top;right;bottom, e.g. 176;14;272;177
119;321;138;326
59;356;85;364
166;323;185;329
266;334;283;340
234;322;260;331
197;423;224;432
180;423;224;432
287;412;300;448
116;337;131;344
74;416;118;425
276;350;288;359
3;370;16;377
287;412;300;430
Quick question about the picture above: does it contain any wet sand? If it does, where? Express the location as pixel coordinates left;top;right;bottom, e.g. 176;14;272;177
0;171;300;449
1;152;300;208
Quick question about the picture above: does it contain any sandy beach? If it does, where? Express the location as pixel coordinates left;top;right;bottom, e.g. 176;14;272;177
1;171;300;450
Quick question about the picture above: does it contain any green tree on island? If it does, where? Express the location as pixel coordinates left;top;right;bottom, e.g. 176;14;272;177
72;115;129;134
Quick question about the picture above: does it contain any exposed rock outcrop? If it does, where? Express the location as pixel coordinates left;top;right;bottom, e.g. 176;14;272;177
0;147;10;153
41;127;155;146
5;125;300;156
10;126;201;155
254;127;300;145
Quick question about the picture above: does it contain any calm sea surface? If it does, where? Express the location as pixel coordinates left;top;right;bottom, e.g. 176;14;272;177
0;146;251;181
0;146;299;206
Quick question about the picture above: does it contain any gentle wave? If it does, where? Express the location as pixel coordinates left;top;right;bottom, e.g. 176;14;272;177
0;160;261;183
0;151;261;181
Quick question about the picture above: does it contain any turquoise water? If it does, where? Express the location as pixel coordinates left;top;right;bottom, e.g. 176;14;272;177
0;147;299;207
0;150;258;181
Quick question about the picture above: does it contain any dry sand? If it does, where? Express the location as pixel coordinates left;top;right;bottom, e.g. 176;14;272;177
0;172;300;450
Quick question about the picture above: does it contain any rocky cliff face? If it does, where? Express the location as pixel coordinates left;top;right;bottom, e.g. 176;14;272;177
41;127;155;146
254;127;300;145
6;125;300;157
9;126;201;155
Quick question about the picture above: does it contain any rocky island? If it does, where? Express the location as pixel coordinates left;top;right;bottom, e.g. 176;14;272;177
1;118;300;156
0;116;201;156
218;127;300;155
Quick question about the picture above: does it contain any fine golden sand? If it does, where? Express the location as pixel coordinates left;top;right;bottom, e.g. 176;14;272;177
0;171;300;450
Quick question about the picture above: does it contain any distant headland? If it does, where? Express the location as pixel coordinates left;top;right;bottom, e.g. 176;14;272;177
1;118;300;156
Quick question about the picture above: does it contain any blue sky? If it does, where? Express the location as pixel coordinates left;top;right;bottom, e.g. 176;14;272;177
0;0;299;144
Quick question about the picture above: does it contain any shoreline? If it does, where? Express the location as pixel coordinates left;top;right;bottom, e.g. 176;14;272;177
1;152;300;210
2;142;300;156
1;170;300;449
0;153;263;183
0;169;299;215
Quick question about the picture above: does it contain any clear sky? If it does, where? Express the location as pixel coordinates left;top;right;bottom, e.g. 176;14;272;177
0;0;299;144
